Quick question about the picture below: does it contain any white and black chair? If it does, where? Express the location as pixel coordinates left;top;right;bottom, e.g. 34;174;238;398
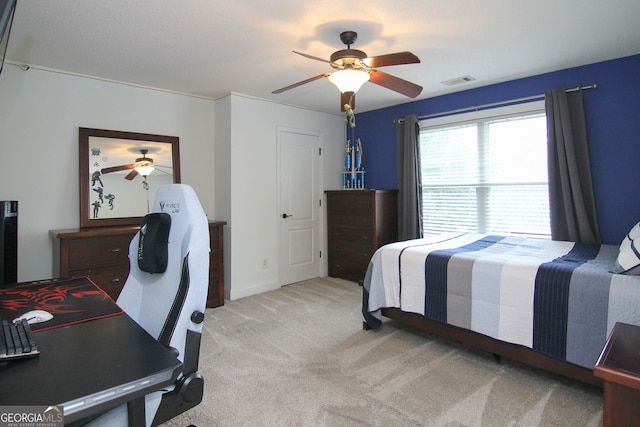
86;184;210;426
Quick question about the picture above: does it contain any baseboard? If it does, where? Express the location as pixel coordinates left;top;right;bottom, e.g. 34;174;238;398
227;280;279;300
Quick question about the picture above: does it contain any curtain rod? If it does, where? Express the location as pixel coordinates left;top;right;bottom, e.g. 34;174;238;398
394;84;598;123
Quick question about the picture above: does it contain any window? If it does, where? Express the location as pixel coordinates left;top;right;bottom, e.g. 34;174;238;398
419;101;550;238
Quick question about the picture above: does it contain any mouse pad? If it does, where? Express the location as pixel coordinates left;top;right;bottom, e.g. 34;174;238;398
0;276;123;332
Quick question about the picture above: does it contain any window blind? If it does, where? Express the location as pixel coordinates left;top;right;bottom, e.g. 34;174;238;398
419;102;550;238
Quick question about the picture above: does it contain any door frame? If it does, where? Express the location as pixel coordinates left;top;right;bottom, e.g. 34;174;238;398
276;126;324;286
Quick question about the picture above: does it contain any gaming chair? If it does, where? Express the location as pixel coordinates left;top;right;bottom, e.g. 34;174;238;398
85;184;210;426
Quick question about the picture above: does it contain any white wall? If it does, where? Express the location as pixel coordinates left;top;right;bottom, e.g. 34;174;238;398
215;93;345;300
0;64;216;282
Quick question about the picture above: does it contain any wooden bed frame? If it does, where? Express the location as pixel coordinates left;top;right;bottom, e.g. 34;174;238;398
366;308;601;387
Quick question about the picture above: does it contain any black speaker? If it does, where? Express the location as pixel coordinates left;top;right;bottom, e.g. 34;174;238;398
0;200;18;287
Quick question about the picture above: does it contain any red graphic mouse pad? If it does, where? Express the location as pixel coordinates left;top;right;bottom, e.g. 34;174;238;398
0;277;123;332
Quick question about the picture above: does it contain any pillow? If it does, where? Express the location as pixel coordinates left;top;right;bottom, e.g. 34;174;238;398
613;237;640;275
137;212;171;273
620;221;640;251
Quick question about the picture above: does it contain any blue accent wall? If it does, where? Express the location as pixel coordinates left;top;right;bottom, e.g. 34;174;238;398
354;54;640;245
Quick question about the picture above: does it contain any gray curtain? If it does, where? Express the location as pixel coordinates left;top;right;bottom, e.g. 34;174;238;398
545;88;601;244
396;114;423;241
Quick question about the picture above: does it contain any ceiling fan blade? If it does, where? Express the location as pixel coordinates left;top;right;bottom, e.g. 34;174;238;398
340;91;355;112
101;164;134;174
125;170;139;180
364;52;420;68
293;51;331;64
272;73;331;94
153;168;172;176
369;70;423;98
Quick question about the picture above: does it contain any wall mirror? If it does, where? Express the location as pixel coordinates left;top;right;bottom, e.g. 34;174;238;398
79;128;181;228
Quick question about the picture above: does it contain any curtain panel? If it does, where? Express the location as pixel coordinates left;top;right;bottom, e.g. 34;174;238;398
396;114;423;241
545;88;601;244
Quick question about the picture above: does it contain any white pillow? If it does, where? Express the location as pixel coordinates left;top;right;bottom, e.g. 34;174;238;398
620;221;640;251
613;237;640;275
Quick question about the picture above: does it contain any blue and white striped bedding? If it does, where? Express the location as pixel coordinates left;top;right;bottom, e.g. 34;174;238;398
362;233;640;369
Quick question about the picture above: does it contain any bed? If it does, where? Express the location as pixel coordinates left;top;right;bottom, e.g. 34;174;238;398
362;232;640;386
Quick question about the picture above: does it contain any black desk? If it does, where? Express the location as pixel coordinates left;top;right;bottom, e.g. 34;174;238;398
0;312;182;425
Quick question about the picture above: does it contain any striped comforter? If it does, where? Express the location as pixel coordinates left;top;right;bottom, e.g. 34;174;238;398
362;233;640;369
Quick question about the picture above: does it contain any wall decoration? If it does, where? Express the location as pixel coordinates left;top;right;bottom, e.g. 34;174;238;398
342;98;365;189
342;138;365;189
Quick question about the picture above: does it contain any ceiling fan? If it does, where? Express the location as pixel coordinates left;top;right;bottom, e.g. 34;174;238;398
100;149;170;181
273;31;423;111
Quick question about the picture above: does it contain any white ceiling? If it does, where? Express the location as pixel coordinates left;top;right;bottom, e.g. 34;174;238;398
6;0;640;114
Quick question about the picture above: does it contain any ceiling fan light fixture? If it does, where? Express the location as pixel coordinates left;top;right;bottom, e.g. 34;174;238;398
328;69;370;94
134;159;154;177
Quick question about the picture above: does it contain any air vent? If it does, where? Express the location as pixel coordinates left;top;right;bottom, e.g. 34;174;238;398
441;75;476;86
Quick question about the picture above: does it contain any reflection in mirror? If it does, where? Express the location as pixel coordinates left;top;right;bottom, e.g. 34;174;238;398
79;128;180;228
90;138;174;218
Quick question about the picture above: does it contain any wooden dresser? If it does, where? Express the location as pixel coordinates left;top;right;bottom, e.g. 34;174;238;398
51;221;226;308
205;221;226;308
326;190;398;283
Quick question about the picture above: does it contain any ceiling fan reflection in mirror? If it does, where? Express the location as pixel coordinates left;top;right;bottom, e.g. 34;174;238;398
273;31;423;111
101;149;172;190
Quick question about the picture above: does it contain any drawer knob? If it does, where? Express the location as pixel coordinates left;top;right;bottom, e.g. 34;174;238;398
108;247;122;253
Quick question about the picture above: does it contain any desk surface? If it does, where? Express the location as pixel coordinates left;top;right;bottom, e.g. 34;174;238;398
0;313;182;424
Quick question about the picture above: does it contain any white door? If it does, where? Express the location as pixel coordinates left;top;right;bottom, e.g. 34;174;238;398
278;127;322;285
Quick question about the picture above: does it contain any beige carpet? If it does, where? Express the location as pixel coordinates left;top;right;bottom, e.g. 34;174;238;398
165;277;603;426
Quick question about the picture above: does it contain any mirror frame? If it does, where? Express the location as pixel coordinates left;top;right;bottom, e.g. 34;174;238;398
79;127;181;228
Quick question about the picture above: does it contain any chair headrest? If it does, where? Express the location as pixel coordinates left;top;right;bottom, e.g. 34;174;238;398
137;212;171;273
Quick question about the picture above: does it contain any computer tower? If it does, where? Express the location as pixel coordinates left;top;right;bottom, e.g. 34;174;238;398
0;200;17;287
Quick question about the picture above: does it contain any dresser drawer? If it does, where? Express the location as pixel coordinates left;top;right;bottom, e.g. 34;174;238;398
329;195;372;215
70;266;129;300
68;235;132;270
329;225;373;245
328;209;373;228
329;242;374;264
328;257;370;282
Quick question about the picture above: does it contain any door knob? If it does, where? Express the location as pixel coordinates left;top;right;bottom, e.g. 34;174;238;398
282;213;293;219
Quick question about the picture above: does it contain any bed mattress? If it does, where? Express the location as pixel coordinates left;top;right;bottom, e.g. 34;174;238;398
362;233;640;369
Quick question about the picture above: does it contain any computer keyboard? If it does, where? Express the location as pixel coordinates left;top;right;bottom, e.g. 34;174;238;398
0;318;39;361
